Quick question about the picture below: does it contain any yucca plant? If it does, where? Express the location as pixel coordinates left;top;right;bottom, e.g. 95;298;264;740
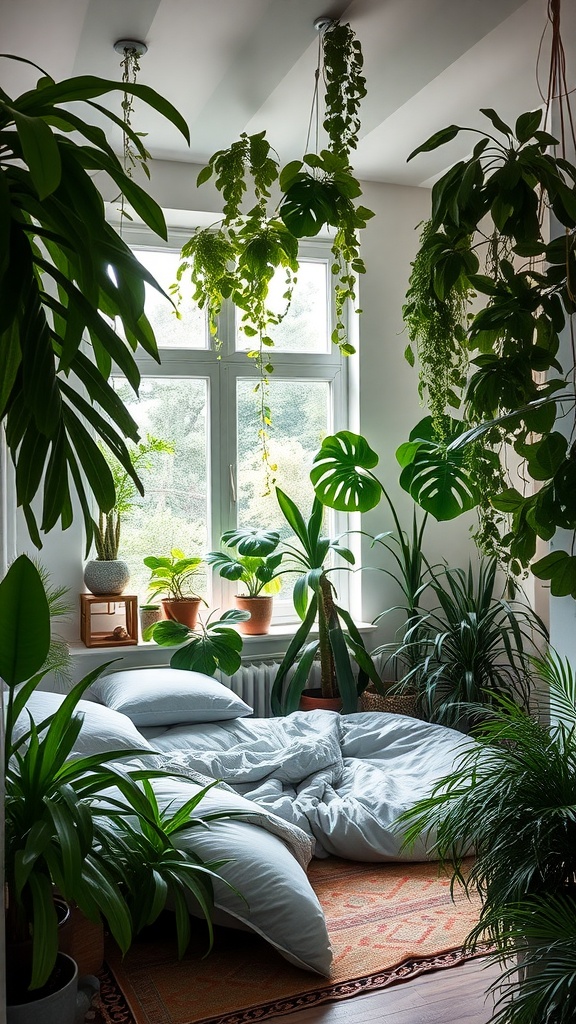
389;558;547;727
398;650;576;1024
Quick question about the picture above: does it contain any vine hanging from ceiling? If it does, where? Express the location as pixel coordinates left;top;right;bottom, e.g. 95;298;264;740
177;21;374;484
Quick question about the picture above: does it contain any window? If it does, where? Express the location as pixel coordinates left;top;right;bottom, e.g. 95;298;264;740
114;229;350;621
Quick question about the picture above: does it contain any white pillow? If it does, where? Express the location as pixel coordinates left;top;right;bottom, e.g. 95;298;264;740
149;775;332;976
90;668;253;726
13;690;153;757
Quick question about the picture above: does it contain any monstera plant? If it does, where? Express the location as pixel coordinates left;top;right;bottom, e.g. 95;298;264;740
397;103;576;598
0;54;189;550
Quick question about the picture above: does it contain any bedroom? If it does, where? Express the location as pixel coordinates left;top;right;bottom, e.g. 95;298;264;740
2;1;576;1022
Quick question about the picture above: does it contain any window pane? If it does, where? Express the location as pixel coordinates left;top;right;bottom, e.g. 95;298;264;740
236;260;330;354
112;378;209;601
135;249;207;349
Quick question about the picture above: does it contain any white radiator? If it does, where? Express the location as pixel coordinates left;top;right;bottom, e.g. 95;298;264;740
217;660;324;718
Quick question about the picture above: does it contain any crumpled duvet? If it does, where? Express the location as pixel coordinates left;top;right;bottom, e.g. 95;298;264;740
143;710;475;861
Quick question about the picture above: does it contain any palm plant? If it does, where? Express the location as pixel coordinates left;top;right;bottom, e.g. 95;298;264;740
388;558;547;726
399;650;576;1024
270;487;381;715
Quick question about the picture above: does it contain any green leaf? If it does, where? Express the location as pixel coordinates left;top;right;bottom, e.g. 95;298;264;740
480;108;513;136
515;109;543;144
0;555;50;687
11;108;62;199
532;550;576;598
311;431;381;512
407;125;462;162
220;528;280;556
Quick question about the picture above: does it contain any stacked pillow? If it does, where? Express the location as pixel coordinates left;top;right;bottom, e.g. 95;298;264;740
90;667;253;726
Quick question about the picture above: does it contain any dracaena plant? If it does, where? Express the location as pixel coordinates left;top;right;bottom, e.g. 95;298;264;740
270;487;381;715
176;22;373;473
396;103;576;598
0;54;189;551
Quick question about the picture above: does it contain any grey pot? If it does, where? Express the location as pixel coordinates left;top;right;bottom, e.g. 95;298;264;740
83;559;130;596
7;953;99;1024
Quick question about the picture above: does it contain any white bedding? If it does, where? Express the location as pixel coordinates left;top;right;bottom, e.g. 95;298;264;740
141;710;475;861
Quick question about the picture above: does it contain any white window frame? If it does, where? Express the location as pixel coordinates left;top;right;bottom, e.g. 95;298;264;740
116;223;355;623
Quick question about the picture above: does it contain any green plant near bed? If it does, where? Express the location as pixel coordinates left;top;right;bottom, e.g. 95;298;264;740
144;608;250;675
2;555;239;1000
398;650;576;1024
270;487;381;715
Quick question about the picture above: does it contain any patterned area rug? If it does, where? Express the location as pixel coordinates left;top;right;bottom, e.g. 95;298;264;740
91;857;483;1024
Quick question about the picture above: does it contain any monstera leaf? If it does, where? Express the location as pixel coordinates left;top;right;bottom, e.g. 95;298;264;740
532;551;576;599
220;528;280;556
311;431;382;512
396;417;486;521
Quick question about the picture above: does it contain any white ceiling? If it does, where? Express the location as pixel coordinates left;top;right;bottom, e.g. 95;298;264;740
2;0;575;187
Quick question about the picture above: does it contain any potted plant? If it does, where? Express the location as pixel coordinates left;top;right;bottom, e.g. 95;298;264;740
399;650;576;1023
270;487;381;715
84;435;174;597
144;548;206;629
144;608;250;675
384;557;547;729
3;556;233;1021
207;528;283;635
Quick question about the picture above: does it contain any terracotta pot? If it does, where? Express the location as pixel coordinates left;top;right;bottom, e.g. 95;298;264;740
161;597;202;630
235;595;273;635
299;688;343;713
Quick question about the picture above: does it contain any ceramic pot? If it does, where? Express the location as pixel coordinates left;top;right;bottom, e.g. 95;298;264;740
83;559;130;596
299;688;343;712
140;604;162;635
7;952;99;1024
161;597;202;630
235;595;273;635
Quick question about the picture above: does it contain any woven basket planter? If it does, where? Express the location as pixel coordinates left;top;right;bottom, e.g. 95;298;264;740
359;685;422;719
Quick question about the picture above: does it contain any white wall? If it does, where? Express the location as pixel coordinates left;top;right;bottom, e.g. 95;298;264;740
15;160;478;664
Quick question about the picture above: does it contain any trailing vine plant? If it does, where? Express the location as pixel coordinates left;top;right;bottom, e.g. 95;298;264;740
177;21;374;481
396;0;576;599
116;43;152;225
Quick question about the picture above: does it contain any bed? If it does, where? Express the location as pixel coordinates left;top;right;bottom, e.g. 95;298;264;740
20;668;475;977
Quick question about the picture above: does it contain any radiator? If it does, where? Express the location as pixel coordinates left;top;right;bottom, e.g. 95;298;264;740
217;660;324;718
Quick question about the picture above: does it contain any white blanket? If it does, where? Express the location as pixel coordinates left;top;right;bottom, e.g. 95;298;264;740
143;710;475;861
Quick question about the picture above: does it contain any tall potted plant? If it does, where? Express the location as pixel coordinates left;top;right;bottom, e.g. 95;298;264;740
207;528;283;635
270;487;381;715
84;435;174;596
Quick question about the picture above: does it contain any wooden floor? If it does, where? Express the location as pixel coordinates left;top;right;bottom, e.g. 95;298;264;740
267;958;501;1024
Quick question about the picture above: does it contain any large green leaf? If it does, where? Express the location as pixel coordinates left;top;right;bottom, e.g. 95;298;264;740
396;418;480;521
220;528;280;556
0;555;50;686
10;108;61;199
532;550;576;599
311;431;381;512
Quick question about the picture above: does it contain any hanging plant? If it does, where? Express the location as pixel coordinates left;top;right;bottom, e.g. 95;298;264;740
396;0;576;598
177;21;374;476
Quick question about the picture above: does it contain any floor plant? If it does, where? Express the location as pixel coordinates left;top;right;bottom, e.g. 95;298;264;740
399;650;576;1023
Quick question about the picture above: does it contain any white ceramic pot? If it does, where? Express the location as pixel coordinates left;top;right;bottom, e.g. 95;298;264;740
83;559;130;596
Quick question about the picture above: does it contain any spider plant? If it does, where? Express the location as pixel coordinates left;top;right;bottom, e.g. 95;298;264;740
389;558;547;727
398;650;576;1024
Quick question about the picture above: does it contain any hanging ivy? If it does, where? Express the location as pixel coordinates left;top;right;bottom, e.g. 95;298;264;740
176;21;374;478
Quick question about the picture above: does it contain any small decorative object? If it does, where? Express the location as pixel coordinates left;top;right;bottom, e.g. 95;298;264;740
83;558;130;597
80;594;138;648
